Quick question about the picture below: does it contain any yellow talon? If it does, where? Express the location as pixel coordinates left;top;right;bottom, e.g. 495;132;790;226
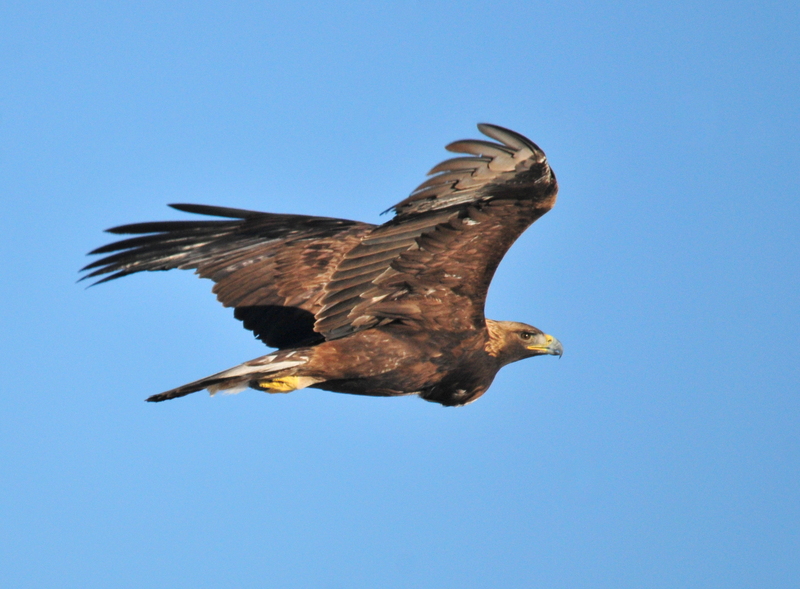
257;376;302;393
256;375;324;393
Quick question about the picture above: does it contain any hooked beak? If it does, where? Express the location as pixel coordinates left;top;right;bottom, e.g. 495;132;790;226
527;334;563;358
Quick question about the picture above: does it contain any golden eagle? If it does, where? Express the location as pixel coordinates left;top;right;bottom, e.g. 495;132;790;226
82;124;562;407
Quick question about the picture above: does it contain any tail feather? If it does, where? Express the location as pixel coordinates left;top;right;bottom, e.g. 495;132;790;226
146;351;309;402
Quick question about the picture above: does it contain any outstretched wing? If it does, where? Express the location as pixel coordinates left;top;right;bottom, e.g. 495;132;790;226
82;204;373;348
315;124;558;339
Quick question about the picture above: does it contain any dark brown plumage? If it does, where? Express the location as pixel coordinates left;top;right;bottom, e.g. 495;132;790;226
82;124;563;407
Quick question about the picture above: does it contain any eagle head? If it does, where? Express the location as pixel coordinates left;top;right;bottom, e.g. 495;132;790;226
484;320;563;366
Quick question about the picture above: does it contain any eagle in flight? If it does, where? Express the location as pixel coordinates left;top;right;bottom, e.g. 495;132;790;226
82;124;563;407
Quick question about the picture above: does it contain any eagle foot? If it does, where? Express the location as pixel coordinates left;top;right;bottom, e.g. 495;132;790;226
255;375;321;393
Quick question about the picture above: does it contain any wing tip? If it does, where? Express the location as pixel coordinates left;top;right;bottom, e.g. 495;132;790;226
390;124;549;217
476;123;545;158
168;203;264;219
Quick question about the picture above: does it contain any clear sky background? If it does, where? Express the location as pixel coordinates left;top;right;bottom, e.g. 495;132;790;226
1;2;798;587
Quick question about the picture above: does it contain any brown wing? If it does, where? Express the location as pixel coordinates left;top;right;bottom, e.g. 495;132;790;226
82;204;373;348
315;124;558;339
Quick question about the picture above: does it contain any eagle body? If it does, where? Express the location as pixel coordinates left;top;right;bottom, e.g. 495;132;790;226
83;124;563;407
304;325;498;406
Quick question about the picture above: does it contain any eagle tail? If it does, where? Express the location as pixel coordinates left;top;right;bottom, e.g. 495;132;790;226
146;350;313;402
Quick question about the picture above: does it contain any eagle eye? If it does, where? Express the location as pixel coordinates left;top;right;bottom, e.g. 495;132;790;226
520;332;533;340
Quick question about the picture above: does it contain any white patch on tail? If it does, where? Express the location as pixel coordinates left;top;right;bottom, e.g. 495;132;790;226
209;382;249;396
202;352;309;396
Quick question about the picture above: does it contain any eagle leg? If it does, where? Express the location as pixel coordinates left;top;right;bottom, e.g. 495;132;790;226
253;376;323;394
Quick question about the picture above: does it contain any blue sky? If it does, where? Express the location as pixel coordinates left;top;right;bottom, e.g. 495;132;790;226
1;1;798;587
